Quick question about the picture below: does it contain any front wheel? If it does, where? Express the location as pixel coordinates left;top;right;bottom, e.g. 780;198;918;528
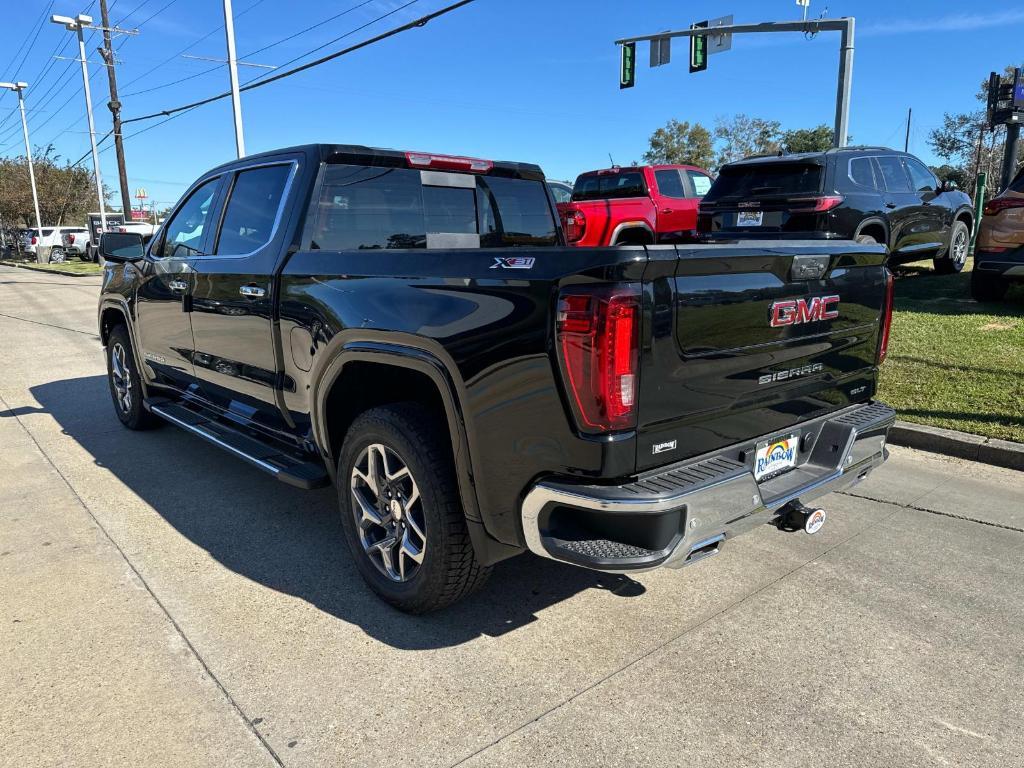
934;220;969;274
338;403;490;613
106;325;162;430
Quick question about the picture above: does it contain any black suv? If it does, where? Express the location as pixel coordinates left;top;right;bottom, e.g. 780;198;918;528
698;147;975;273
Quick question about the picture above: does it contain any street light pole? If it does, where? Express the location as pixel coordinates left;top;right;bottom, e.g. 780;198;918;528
0;82;43;247
51;13;107;235
222;0;246;158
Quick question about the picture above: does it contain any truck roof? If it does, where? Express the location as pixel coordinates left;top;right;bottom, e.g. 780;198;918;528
203;143;546;181
723;146;900;168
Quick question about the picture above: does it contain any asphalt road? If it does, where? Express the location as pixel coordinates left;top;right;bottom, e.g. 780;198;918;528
2;264;1022;768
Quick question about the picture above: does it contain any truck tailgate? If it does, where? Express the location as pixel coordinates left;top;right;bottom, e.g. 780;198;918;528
636;241;889;471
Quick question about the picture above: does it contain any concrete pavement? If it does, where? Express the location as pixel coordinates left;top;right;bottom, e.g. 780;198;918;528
1;264;1022;767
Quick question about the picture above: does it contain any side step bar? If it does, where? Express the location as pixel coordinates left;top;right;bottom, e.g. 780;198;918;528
149;401;329;490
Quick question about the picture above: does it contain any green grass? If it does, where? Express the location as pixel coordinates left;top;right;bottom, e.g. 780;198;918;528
878;260;1024;443
0;259;103;275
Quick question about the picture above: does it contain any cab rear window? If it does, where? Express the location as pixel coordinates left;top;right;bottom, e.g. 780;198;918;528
571;170;647;201
708;163;822;199
310;165;557;250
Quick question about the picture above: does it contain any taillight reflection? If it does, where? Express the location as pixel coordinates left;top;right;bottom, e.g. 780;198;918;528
877;270;895;365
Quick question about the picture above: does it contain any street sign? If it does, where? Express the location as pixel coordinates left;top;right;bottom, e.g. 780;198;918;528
1014;68;1024;109
795;0;810;6
650;36;671;67
620;42;636;88
708;15;733;55
689;21;708;73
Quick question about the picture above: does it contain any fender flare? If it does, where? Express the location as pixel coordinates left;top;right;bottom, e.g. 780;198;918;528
99;297;153;401
310;332;482;525
853;217;890;246
610;221;655;245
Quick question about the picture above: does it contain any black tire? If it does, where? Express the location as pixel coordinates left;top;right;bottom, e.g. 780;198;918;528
337;403;490;613
855;233;879;245
970;269;1009;302
79;252;91;262
49;247;66;263
934;220;970;274
106;325;162;430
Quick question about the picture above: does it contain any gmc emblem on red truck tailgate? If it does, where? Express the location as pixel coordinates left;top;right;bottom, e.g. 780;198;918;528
769;295;840;327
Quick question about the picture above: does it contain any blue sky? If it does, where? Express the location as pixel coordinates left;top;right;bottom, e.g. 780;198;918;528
1;0;1022;213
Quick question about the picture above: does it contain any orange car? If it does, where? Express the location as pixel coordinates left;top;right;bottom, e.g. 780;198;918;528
973;170;1024;301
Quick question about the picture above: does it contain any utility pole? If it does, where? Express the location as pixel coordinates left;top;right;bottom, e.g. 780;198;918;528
904;107;911;152
222;0;246;158
0;82;43;249
51;13;106;235
98;0;132;219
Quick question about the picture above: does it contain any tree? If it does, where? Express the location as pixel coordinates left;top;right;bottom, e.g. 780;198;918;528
0;145;106;227
714;114;782;167
929;164;968;190
642;119;714;169
782;124;834;153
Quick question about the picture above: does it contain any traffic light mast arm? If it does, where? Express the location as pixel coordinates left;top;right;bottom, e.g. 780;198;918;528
614;17;855;149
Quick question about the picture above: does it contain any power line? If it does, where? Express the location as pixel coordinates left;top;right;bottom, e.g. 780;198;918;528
124;0;474;125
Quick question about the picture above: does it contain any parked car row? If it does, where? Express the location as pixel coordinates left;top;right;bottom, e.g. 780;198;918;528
22;226;88;262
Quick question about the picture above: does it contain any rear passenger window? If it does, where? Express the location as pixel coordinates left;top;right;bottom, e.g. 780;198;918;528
875;156;911;193
849;157;876;189
655;169;686;199
216;164;292;255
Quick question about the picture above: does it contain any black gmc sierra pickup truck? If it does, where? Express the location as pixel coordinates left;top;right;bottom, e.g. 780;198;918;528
97;144;896;612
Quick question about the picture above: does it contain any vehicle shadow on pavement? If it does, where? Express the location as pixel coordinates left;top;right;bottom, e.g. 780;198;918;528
31;376;646;650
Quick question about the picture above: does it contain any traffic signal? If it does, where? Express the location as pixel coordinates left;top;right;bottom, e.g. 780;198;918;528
690;21;708;73
620;42;636;88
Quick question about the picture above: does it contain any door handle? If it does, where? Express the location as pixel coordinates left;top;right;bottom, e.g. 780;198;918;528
168;279;188;293
662;207;674;214
239;284;266;299
884;202;897;209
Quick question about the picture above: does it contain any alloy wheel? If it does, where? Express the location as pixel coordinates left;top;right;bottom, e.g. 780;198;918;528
952;228;968;267
350;443;426;582
110;343;132;414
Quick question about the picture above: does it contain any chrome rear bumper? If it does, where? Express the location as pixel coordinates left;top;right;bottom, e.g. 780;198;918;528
520;402;895;572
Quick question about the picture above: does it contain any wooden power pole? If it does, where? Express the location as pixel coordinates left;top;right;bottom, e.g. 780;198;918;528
98;0;132;219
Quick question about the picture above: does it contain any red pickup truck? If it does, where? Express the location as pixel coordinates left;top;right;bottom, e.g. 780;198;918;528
557;164;714;246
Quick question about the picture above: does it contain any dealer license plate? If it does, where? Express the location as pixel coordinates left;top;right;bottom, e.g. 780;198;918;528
754;434;799;481
737;211;764;226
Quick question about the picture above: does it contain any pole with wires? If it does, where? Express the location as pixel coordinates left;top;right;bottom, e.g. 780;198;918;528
99;0;133;220
51;13;107;243
222;0;246;158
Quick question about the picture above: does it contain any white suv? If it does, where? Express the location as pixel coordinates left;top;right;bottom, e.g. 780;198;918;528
23;227;88;262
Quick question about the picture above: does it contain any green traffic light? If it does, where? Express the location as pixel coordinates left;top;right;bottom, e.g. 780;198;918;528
690;21;708;73
620;42;636;89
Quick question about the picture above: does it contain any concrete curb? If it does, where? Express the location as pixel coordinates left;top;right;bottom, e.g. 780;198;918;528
888;420;1024;471
0;260;101;278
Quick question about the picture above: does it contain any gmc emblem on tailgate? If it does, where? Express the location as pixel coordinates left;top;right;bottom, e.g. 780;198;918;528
769;295;840;327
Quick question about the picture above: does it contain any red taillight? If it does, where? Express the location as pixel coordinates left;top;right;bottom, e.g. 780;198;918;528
31;235;37;245
561;208;587;244
68;233;75;244
556;284;640;432
405;152;493;173
983;197;1024;216
877;270;895;365
789;195;844;212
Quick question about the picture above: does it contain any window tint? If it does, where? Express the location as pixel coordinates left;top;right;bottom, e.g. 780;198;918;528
1010;170;1024;193
311;165;557;250
849;157;876;189
41;228;54;236
157;177;220;258
874;156;911;193
686;170;713;197
216;164;292;255
903;157;936;193
655;169;686;199
572;170;646;201
708;163;822;198
477;175;557;246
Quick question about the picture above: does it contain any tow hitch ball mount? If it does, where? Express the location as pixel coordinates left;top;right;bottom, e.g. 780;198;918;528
777;500;827;535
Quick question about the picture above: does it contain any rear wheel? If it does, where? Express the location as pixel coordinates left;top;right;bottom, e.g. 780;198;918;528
934;220;969;274
970;269;1009;302
855;233;879;245
49;247;66;263
338;403;490;613
106;325;162;430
